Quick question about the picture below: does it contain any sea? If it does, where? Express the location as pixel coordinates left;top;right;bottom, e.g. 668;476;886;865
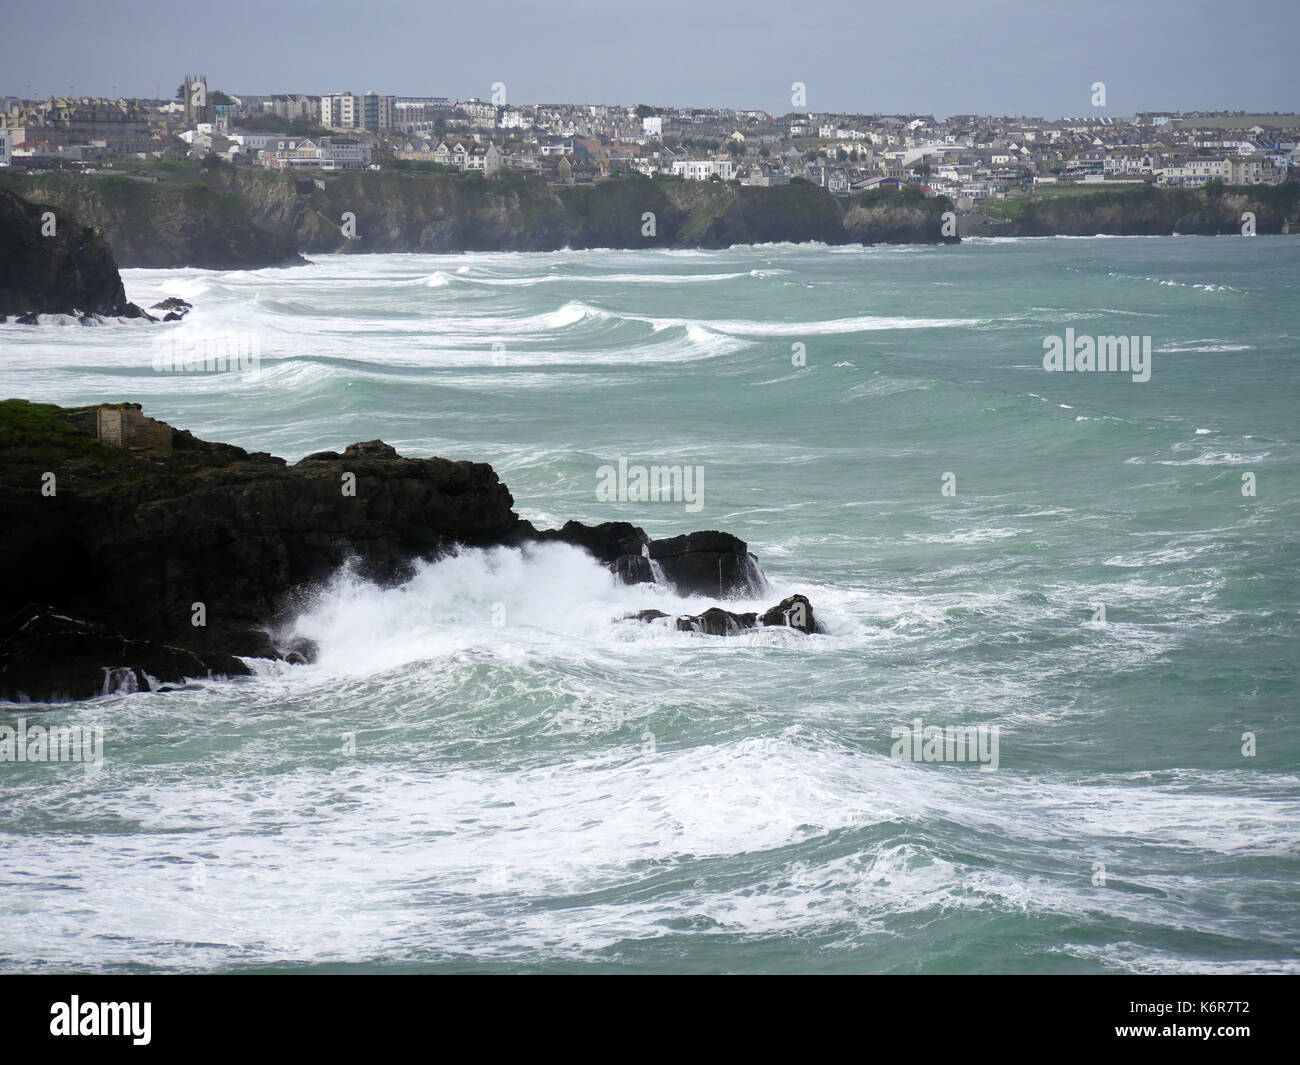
1;236;1297;973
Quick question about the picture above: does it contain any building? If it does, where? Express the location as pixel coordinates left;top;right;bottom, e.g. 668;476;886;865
1158;157;1231;186
464;142;502;175
321;92;394;132
264;136;373;170
670;157;737;181
252;94;321;124
0;96;152;154
183;75;211;126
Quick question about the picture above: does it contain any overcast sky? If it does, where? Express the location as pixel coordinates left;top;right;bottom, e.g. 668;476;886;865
9;0;1298;117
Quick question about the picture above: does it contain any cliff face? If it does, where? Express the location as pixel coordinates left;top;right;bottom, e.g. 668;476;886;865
0;188;148;318
0;400;777;701
0;170;305;269
843;187;959;244
6;166;1295;268
0;166;958;266
971;182;1300;237
217;168;867;254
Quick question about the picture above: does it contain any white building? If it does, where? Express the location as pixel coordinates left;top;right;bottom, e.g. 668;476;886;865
1157;157;1231;186
671;158;737;181
321;92;394;131
0;131;11;168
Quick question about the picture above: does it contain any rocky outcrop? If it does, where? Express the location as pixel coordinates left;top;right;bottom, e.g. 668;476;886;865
0;401;521;700
624;595;821;636
151;296;192;322
0;187;151;320
648;531;766;598
0;400;803;702
532;522;766;597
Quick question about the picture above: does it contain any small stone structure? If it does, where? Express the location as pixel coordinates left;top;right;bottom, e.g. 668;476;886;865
58;403;173;453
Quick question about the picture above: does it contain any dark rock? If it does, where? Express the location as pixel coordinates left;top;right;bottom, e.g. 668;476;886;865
342;439;400;460
151;297;193;312
622;609;670;624
534;520;654;583
613;553;655;585
648;530;766;598
760;594;821;634
0;605;251;703
279;635;319;665
623;595;820;637
0;188;150;319
536;520;649;564
676;607;759;636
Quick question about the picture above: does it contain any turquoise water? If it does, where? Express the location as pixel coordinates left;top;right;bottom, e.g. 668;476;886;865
1;237;1297;973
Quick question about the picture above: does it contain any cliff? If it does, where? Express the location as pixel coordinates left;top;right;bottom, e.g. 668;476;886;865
0;187;150;319
205;166;946;254
0;399;792;702
968;181;1300;237
0;164;956;267
0;165;305;269
844;185;958;243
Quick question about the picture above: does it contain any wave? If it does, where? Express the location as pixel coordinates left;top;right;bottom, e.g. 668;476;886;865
1107;272;1241;293
278;544;813;680
450;271;756;287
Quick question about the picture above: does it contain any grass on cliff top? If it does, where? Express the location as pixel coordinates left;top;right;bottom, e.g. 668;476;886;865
0;169;253;225
0;400;124;480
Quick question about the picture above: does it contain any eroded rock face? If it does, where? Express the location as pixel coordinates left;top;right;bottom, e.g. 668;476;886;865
0;188;150;320
648;531;766;598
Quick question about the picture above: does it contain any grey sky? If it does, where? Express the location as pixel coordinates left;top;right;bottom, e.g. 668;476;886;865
10;0;1299;117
